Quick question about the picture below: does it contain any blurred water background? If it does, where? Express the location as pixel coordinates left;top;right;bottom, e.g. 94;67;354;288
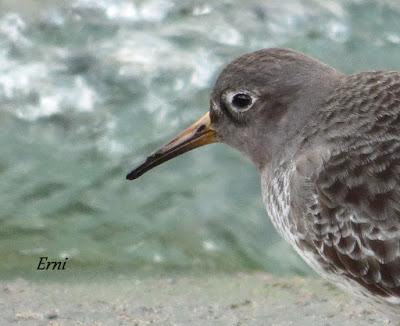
2;0;400;277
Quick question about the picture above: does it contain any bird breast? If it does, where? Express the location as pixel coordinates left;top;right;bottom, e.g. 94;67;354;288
261;162;296;246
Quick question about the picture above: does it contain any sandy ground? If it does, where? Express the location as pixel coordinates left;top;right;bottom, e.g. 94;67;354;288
0;272;389;326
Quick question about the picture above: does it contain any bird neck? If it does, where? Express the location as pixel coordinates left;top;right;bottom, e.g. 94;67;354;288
267;70;345;171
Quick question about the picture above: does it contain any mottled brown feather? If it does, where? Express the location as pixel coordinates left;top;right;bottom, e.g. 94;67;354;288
294;72;400;302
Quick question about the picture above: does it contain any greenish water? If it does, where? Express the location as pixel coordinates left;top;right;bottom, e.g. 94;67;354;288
2;0;400;277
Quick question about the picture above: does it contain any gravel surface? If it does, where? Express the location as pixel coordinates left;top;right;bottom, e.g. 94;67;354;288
0;272;390;325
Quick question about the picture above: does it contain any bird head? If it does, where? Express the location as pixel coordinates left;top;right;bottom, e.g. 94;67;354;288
127;48;341;180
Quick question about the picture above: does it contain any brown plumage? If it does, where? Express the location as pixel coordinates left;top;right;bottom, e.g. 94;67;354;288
127;48;400;319
298;71;400;306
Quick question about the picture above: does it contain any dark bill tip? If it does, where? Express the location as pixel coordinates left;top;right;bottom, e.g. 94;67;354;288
126;150;179;180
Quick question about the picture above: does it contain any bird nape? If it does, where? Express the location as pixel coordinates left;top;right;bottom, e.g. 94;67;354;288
127;47;400;320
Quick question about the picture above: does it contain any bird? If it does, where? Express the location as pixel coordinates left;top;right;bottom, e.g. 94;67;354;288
126;48;400;319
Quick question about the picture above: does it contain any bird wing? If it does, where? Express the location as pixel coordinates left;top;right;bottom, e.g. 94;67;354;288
302;71;400;300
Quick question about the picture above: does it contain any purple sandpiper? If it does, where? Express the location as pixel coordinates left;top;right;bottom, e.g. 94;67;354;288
127;48;400;319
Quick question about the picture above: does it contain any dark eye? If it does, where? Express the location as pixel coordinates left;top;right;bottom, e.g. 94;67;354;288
231;93;252;110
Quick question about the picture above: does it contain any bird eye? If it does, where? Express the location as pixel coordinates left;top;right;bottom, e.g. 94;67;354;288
220;90;256;119
232;93;252;108
228;92;255;113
